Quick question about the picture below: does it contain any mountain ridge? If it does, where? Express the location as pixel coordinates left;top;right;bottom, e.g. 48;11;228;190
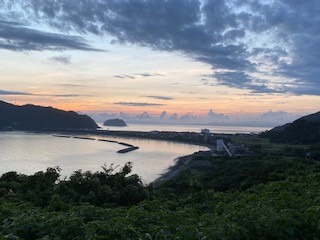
260;111;320;144
0;100;98;130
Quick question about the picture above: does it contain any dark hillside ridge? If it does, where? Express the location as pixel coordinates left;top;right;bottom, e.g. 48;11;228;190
260;111;320;144
299;111;320;122
0;100;98;130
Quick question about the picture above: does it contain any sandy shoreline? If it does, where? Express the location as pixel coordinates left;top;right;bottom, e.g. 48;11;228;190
152;154;194;187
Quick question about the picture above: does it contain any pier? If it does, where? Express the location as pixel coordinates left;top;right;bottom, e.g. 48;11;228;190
52;134;139;154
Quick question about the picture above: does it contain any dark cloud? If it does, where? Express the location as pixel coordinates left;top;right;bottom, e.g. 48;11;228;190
0;19;101;51
113;75;135;79
5;1;250;70
203;72;281;94
0;89;89;97
236;0;320;95
146;96;173;100
135;73;163;77
3;0;320;95
50;55;71;64
114;102;166;107
0;89;32;95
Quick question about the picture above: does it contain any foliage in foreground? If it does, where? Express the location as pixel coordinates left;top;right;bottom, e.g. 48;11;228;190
0;162;148;208
0;154;320;239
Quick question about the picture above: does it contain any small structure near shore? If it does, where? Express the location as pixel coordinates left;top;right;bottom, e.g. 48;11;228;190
201;129;210;134
216;139;232;157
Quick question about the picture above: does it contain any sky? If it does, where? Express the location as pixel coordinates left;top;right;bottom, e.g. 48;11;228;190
0;0;319;127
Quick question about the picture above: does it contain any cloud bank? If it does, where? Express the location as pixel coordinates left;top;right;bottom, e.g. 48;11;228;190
2;0;320;95
146;96;173;100
0;19;100;51
89;109;300;127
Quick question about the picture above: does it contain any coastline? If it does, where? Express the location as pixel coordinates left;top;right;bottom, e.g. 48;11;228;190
0;131;208;183
2;130;214;184
152;154;193;187
52;131;213;178
1;125;239;152
52;131;215;174
31;128;218;150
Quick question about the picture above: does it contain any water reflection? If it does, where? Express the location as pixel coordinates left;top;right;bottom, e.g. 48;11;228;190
0;132;208;183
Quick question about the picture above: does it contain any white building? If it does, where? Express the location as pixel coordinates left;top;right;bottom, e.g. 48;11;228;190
201;128;210;134
216;139;232;157
216;139;224;152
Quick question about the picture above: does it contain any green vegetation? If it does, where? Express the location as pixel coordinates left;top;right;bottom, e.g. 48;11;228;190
0;163;148;209
1;136;320;239
231;135;308;156
260;111;320;144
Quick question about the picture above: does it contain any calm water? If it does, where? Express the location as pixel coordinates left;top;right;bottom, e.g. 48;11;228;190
98;123;270;134
0;132;208;183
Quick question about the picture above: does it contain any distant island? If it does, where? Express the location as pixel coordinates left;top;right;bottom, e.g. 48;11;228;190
260;111;320;144
103;118;127;127
0;100;98;130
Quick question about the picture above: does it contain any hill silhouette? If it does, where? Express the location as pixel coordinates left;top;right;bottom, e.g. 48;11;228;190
103;118;127;127
260;111;320;144
0;100;98;130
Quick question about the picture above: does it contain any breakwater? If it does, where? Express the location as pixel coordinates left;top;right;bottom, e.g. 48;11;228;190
53;134;139;154
49;129;223;149
117;146;139;153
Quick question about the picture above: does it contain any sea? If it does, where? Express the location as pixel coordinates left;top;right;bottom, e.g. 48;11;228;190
0;124;270;183
98;123;270;134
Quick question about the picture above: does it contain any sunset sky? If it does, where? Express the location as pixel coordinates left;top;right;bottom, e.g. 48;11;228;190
0;0;319;126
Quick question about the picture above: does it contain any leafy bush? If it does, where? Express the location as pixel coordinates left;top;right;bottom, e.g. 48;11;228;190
0;162;148;208
1;158;320;239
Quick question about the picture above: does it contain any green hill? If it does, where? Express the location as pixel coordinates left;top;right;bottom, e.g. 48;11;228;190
260;111;320;144
0;100;98;130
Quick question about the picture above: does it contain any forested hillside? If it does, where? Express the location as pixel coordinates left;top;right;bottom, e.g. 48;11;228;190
261;111;320;144
0;101;98;130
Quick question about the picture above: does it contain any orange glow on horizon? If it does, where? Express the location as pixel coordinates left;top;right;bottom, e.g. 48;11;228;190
2;91;319;117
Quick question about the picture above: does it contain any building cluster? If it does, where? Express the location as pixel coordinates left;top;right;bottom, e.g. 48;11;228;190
102;129;219;145
214;139;251;157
